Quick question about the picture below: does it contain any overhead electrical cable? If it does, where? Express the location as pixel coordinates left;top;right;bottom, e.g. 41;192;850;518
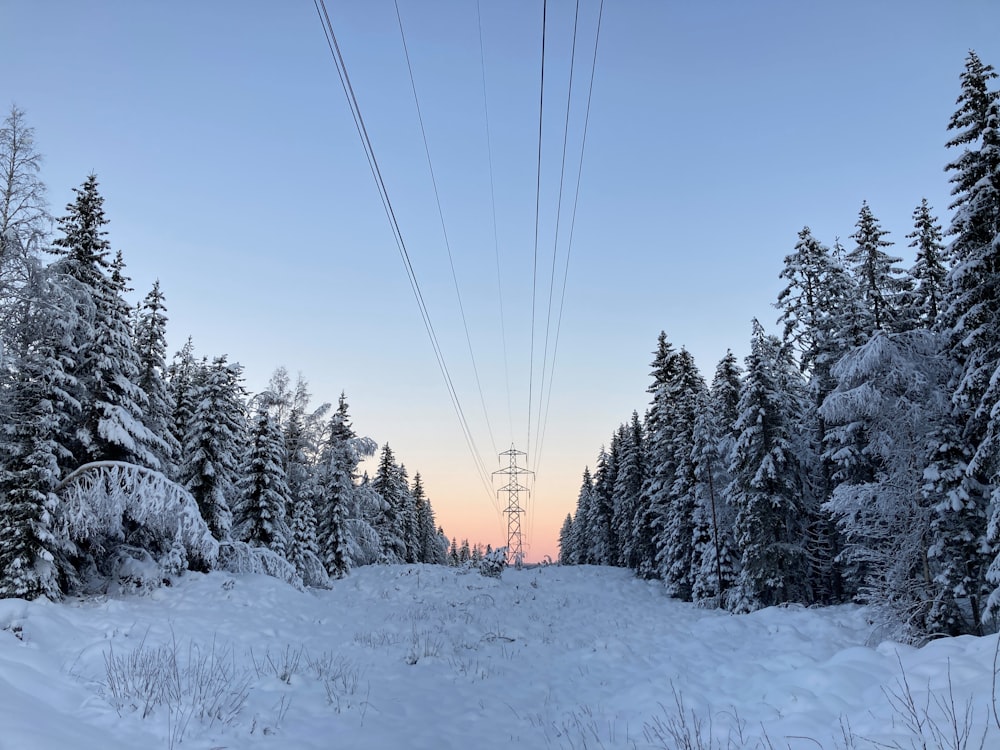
526;0;548;469
393;0;500;461
313;0;499;514
532;0;605;492
532;0;581;481
477;0;514;445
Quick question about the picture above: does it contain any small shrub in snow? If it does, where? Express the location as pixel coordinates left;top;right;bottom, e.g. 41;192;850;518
479;546;507;579
216;541;304;591
102;633;251;749
250;644;304;684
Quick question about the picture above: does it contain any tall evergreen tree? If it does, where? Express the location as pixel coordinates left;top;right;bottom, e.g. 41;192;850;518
179;356;246;540
558;514;574;565
636;332;680;577
569;467;595;564
134;281;181;476
651;348;707;599
411;472;440;564
690;353;743;606
846;201;911;333
316;393;362;577
906;199;949;329
611;412;645;569
371;445;410;563
0;274;78;599
726;321;811;612
821;329;954;640
49;174;163;468
234;404;292;556
590;434;619;565
939;51;1000;624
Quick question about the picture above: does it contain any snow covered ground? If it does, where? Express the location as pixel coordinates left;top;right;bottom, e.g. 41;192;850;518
1;564;999;749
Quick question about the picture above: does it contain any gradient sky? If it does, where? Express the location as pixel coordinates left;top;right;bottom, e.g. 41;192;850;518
3;1;999;562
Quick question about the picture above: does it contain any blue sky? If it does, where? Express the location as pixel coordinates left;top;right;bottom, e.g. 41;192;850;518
3;1;999;560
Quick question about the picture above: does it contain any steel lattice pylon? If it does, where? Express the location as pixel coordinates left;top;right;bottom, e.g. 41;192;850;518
493;446;532;568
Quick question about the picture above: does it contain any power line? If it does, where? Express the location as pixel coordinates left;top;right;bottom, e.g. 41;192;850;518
477;0;514;446
533;0;581;479
393;0;499;461
313;0;499;513
526;0;548;469
533;0;605;491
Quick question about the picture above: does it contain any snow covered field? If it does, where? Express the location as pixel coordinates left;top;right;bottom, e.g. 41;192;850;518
2;564;999;749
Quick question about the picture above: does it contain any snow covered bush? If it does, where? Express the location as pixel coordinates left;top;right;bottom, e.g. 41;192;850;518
479;546;507;579
53;461;219;593
216;541;304;591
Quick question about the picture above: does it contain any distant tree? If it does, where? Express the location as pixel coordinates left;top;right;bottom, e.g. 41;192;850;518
611;412;644;569
233;404;291;556
569;466;595;564
846;201;911;333
590;434;619;565
372;444;408;563
134;281;181;477
906;199;949;329
316;393;362;578
179;356;246;540
411;472;440;563
558;514;574;565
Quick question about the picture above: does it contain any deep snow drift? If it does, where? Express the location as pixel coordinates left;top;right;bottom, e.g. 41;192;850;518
1;564;999;749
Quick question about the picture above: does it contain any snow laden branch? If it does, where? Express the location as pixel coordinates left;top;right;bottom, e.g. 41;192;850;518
54;461;219;571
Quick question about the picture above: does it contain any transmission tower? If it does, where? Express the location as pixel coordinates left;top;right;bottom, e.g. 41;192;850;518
493;445;533;568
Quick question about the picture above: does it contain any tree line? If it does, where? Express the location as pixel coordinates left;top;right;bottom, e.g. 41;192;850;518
0;108;451;601
560;50;1000;644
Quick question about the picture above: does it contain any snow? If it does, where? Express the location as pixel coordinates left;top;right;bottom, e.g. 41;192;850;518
2;565;1000;749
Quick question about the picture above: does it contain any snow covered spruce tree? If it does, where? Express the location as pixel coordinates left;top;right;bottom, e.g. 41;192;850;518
907;199;949;328
48;174;166;469
134;281;181;477
0;273;78;599
635;332;680;578
938;50;1000;627
846;202;914;334
589;435;618;565
650;348;707;599
689;351;743;607
372;445;410;563
821;329;954;641
411;472;444;564
774;227;859;602
568;466;595;564
316;393;366;577
725;320;812;612
611;411;645;569
233;402;292;557
179;355;246;540
558;513;574;564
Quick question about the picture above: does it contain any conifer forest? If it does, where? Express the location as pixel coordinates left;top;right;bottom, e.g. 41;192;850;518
0;108;454;601
559;50;1000;644
3;46;1000;656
